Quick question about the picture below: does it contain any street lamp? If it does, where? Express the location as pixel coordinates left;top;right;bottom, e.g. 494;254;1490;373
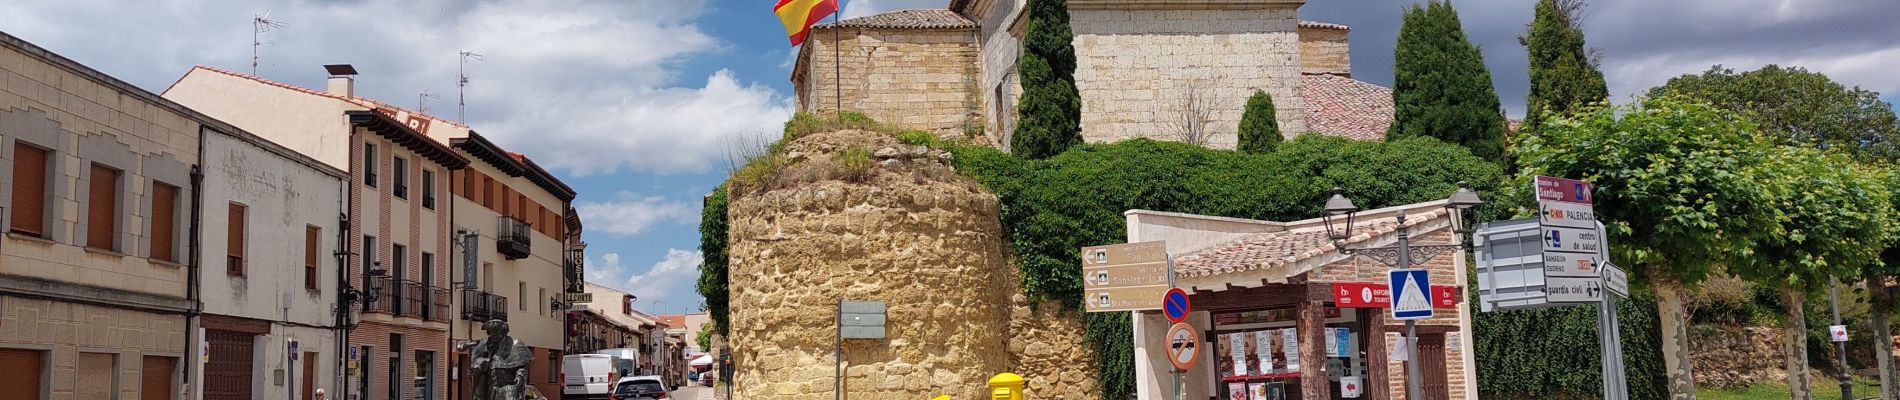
1321;182;1483;400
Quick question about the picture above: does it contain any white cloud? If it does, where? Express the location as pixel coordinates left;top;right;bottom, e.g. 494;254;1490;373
585;252;627;284
583;249;706;314
0;0;791;176
574;192;698;236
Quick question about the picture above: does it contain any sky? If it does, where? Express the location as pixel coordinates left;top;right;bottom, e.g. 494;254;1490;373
2;0;1895;314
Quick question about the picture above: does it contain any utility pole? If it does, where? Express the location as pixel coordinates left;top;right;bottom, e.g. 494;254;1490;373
1831;276;1852;400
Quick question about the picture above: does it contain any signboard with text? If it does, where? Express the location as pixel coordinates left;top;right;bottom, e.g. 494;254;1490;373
1332;283;1457;309
1081;241;1171;312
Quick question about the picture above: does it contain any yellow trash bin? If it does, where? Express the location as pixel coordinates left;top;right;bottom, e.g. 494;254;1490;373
988;373;1025;400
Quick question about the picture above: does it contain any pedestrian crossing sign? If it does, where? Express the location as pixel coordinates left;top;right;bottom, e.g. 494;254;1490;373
1389;268;1433;320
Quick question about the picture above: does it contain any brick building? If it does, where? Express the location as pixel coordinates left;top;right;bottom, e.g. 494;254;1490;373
792;0;1395;148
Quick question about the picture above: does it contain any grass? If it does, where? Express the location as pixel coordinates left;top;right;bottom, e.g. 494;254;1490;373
1697;377;1883;400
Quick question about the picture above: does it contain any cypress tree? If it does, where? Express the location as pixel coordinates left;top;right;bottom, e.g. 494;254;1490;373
1520;0;1608;135
1011;0;1083;159
1237;90;1282;154
1390;0;1508;160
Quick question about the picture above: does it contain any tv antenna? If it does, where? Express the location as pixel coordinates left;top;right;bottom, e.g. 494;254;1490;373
418;90;441;114
252;10;287;75
458;51;484;123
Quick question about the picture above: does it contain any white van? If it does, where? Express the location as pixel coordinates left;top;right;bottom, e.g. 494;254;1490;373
563;354;619;400
592;348;640;377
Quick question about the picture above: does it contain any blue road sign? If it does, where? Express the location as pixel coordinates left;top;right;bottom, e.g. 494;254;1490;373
1389;269;1434;320
1162;288;1190;323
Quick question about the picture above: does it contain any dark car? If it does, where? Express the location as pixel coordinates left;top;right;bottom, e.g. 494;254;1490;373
610;377;669;400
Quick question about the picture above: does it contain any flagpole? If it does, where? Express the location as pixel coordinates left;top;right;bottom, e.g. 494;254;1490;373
833;7;842;115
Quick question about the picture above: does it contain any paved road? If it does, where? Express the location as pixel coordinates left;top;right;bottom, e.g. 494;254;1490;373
672;383;714;400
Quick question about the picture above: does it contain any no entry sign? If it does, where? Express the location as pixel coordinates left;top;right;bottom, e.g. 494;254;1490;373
1162;288;1190;323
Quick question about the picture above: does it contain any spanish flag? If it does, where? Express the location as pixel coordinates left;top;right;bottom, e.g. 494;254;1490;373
775;0;839;46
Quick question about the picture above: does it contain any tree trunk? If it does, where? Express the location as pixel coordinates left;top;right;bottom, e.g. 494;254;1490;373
1785;284;1814;400
1652;269;1700;399
1872;278;1896;400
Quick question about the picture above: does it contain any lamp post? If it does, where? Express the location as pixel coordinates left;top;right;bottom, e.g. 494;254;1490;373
1320;182;1483;400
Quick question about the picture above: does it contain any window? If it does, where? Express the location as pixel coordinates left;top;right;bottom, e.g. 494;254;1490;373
364;143;378;187
87;163;120;250
518;282;527;311
460;170;474;199
482;176;494;208
392;244;407;281
421;170;436;209
227;203;246;276
9;143;50;237
363;235;378;277
393;157;408;199
622;294;633;315
150;182;179;262
421;252;435;286
538;288;547;315
306;225;321;290
547;351;559;383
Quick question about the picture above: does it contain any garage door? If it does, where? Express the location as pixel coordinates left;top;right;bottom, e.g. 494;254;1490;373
205;330;255;400
143;356;177;400
0;348;44;399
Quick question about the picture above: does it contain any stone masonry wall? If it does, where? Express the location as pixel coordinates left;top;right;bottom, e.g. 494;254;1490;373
1069;7;1309;149
799;28;982;135
1690;325;1785;388
1299;26;1351;76
728;130;1095;399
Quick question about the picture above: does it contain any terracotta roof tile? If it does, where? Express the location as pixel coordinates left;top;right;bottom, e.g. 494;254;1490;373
192;65;470;130
1299;20;1351;31
1301;74;1392;141
818;9;976;30
1173;209;1447;278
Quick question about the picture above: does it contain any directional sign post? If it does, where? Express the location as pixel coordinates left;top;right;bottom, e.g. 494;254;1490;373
1162;288;1191;324
1601;261;1629;297
1389;269;1433;320
1165;322;1201;400
1081;241;1171;313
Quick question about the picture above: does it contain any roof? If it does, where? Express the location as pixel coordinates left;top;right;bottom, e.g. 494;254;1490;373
346;111;470;169
1173;208;1449;279
654;315;686;329
187;65;471;130
1299;21;1351;31
817;9;976;30
1301;74;1393;141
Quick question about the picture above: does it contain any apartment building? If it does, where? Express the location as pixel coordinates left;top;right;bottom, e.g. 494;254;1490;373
192;123;346;400
1;32;199;400
165;65;470;400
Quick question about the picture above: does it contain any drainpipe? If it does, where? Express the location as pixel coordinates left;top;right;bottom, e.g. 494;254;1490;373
183;128;205;400
334;175;353;400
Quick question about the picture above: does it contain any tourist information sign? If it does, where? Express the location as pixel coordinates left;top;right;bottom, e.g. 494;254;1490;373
1081;241;1171;312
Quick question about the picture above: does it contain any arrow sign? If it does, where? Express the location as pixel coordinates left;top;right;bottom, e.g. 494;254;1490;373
1600;261;1629;298
1162;288;1191;324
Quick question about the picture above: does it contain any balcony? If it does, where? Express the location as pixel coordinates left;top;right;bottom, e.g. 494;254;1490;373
400;280;424;318
497;216;531;260
366;276;396;314
429;286;451;322
462;290;509;322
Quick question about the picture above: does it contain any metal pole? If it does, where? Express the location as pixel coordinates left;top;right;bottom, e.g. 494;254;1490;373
1396;210;1423;400
1600;294;1616;400
1173;370;1182;400
833;12;842;114
1832;277;1852;400
835;299;843;400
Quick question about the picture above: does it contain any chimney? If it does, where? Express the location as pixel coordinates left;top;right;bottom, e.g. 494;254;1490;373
323;64;358;97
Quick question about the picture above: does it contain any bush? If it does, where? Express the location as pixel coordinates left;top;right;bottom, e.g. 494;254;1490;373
1237;90;1282;154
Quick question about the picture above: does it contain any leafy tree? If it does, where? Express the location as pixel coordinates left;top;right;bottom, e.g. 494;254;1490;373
1518;0;1607;137
1514;98;1783;398
695;185;730;334
696;324;714;351
1011;0;1083;159
1237;90;1282;154
1391;0;1509;161
1648;65;1900;161
1726;148;1892;399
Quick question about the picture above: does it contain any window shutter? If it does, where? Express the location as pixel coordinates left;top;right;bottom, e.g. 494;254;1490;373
87;164;119;250
11;144;49;236
306;226;321;289
228;203;246;276
151;183;179;262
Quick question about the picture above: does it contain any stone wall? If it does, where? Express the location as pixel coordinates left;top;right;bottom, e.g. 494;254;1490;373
1690;325;1786;388
727;130;1095;399
1069;6;1309;149
797;28;982;136
1299;25;1351;76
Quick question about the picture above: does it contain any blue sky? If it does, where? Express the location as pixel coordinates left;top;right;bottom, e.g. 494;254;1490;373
3;0;1895;314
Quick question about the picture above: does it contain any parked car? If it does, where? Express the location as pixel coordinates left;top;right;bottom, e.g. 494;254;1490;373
611;376;670;400
697;371;713;387
563;354;621;400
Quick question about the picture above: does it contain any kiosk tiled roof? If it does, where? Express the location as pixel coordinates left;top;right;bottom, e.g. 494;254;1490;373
818;9;976;30
1173;208;1448;278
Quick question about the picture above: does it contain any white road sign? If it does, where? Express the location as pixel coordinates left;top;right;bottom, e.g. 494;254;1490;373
1539;201;1598;229
1601;261;1629;297
1541;226;1603;254
1543;251;1598;278
1546;276;1605;303
1831;325;1849;342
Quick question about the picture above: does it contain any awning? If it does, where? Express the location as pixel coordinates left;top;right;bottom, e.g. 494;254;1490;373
689;354;714;366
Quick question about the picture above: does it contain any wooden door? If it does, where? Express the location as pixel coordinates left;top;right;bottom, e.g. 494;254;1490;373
0;348;43;399
205;330;255;400
1417;334;1451;400
142;356;176;400
302;352;318;400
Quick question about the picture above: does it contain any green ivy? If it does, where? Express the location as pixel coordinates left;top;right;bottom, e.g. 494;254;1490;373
696;184;730;334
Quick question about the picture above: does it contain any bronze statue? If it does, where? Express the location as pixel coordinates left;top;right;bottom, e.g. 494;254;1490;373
471;320;534;400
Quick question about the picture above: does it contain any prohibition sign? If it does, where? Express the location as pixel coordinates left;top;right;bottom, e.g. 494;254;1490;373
1165;322;1201;370
1162;288;1191;323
